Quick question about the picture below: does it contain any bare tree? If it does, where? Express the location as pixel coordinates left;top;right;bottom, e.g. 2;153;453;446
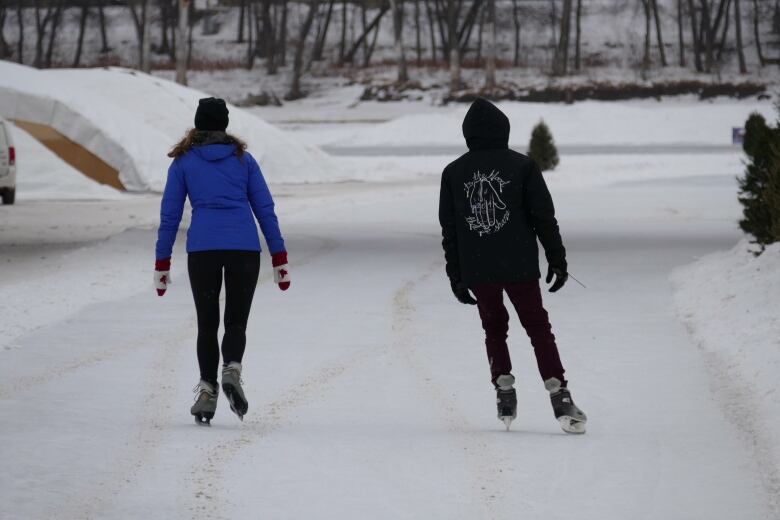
73;0;90;67
414;0;421;65
651;0;667;66
33;0;57;67
342;3;388;63
574;0;582;70
447;0;460;91
752;0;765;65
15;0;22;63
389;0;408;82
553;0;573;75
311;0;335;62
511;0;520;66
176;0;189;84
0;2;10;59
677;0;686;66
484;0;496;88
734;0;747;72
97;0;110;53
237;0;246;42
288;0;320;100
130;0;152;71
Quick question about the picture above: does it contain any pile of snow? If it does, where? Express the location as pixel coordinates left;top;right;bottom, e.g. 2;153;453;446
333;98;777;149
671;239;780;497
0;61;333;191
10;123;126;200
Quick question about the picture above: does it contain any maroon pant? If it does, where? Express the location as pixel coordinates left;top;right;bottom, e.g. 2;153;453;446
470;280;566;387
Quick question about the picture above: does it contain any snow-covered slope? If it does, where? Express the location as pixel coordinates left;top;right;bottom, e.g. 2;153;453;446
0;60;333;191
331;98;777;148
672;240;780;502
10;123;126;200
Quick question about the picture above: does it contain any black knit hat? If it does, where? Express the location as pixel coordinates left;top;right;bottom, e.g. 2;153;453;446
194;97;229;132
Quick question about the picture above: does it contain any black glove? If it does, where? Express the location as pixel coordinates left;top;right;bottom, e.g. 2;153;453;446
450;280;477;305
545;265;568;293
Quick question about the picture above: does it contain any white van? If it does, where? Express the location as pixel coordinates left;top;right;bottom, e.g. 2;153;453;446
0;118;16;205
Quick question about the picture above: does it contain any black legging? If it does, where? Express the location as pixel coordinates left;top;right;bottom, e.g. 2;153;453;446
188;250;260;386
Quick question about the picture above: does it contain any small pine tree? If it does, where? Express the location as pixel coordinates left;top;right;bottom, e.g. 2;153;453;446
738;112;779;249
528;120;559;172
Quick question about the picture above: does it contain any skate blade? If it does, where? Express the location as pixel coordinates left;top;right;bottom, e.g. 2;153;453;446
194;415;211;427
558;416;586;434
502;417;513;431
223;384;248;420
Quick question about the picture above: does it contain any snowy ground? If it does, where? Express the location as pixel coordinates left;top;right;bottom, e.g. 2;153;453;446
2;151;778;518
1;86;779;518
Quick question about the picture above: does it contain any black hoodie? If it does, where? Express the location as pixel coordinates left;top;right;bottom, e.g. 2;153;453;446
438;98;566;285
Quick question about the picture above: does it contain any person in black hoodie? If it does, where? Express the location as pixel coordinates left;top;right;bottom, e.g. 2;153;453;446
438;98;587;433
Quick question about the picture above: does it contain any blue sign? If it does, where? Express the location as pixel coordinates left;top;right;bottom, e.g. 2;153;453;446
732;127;745;145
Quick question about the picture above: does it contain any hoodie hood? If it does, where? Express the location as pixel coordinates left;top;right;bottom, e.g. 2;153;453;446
462;98;510;150
193;143;237;161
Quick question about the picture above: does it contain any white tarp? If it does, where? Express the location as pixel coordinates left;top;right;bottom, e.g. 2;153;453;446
0;61;332;191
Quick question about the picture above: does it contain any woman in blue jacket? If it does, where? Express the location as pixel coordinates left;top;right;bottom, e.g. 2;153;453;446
154;97;290;425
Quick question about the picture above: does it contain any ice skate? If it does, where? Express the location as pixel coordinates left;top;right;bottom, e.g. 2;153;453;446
221;362;248;421
545;378;587;434
495;374;517;431
191;380;218;426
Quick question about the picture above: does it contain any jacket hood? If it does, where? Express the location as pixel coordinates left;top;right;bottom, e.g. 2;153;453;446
193;143;237;161
462;98;510;150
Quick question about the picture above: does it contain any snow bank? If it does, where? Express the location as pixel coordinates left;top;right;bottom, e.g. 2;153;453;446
10;123;126;200
334;98;777;148
671;240;780;496
0;61;333;191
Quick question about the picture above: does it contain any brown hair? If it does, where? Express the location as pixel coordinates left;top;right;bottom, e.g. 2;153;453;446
168;128;248;158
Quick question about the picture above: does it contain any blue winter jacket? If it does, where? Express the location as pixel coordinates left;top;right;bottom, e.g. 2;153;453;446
155;144;285;260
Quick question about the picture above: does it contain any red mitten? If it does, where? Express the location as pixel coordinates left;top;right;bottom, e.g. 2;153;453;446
154;258;171;296
272;251;290;291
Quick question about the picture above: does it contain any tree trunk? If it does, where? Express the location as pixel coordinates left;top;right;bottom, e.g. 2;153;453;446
752;0;764;66
574;0;582;70
476;7;484;61
237;0;246;42
447;0;460;92
424;0;438;62
98;1;110;53
288;0;320;100
651;0;667;66
677;0;686;66
0;4;9;59
338;0;347;62
176;0;189;84
414;0;422;65
687;0;703;70
642;0;651;68
142;0;151;71
343;4;388;63
44;0;63;68
716;0;732;59
512;0;520;66
16;0;23;63
279;0;288;65
700;0;714;71
245;0;255;69
34;0;54;67
484;0;496;88
364;11;381;66
734;0;747;72
553;0;572;75
389;0;408;82
73;2;89;67
311;0;334;62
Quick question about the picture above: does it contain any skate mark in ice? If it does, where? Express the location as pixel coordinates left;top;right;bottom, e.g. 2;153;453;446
389;260;534;520
26;234;341;520
54;313;196;520
0;234;339;400
681;322;780;518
